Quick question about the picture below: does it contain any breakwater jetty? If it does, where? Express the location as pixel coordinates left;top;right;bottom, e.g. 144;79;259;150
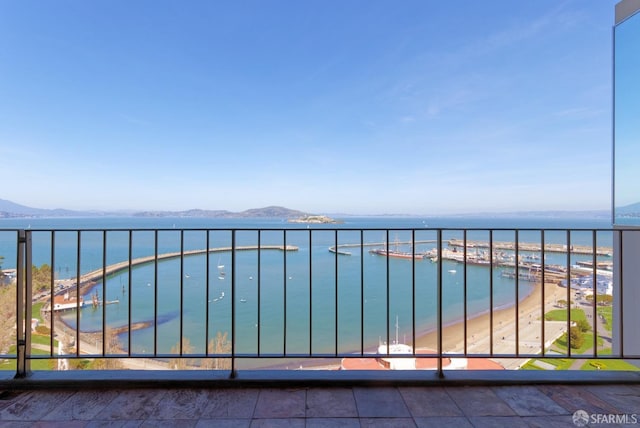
58;244;299;293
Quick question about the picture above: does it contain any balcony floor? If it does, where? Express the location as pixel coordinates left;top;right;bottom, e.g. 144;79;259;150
1;383;639;427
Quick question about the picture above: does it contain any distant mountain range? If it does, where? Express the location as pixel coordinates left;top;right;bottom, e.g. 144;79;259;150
0;198;99;218
0;198;309;219
0;197;617;219
615;202;640;217
133;206;309;219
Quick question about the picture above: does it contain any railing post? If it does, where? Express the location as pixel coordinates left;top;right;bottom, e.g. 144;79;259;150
230;229;237;379
15;230;32;378
437;229;444;378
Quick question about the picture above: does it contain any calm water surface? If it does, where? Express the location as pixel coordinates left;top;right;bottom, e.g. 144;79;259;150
0;215;612;361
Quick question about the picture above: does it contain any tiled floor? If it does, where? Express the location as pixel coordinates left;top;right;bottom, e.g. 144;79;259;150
0;384;639;427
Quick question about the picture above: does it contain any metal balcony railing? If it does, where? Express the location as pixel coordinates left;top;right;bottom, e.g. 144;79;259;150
0;227;636;379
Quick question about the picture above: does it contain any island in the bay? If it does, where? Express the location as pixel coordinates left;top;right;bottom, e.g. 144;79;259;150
288;215;340;224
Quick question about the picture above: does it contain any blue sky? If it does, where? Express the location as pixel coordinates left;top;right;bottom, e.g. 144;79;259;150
0;1;617;215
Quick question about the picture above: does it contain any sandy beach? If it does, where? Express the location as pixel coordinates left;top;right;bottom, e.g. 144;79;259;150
51;277;572;371
413;280;570;357
302;279;572;371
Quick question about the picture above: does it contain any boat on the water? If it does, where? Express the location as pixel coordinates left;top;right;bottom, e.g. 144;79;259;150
369;248;425;260
369;235;426;260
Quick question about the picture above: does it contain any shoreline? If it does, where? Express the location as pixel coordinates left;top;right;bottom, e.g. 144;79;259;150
413;280;567;354
52;279;569;370
410;285;535;343
246;280;569;370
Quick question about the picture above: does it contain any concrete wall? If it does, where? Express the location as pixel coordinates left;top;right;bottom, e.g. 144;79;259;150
613;230;640;356
613;1;640;358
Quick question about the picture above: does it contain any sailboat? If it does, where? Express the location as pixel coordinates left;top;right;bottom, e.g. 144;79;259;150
217;257;226;279
218;258;225;276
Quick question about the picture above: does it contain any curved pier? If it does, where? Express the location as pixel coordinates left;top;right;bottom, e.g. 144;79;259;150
61;244;299;290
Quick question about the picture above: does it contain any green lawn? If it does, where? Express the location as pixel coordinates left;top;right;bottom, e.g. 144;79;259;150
545;308;586;322
1;333;59;371
0;348;55;371
522;306;619;371
32;302;44;322
523;355;639;371
553;333;603;354
597;306;612;332
521;358;574;370
31;333;58;347
581;359;639;371
0;332;58;350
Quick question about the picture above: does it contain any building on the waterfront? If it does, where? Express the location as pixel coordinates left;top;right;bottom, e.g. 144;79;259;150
1;268;16;280
561;274;613;296
52;292;84;312
340;346;504;371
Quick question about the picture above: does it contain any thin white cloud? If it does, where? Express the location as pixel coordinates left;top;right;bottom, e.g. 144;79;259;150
470;2;583;57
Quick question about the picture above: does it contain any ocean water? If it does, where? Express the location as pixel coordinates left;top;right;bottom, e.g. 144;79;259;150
0;215;612;360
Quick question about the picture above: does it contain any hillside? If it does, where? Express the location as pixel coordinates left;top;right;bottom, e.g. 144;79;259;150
0;198;310;219
134;206;309;218
0;198;96;218
617;202;640;217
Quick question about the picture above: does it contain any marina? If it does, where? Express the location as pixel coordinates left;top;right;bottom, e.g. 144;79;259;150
329;237;614;285
447;238;613;256
0;216;615;365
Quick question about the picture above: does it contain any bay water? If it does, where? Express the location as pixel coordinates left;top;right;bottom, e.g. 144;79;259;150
0;215;612;363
